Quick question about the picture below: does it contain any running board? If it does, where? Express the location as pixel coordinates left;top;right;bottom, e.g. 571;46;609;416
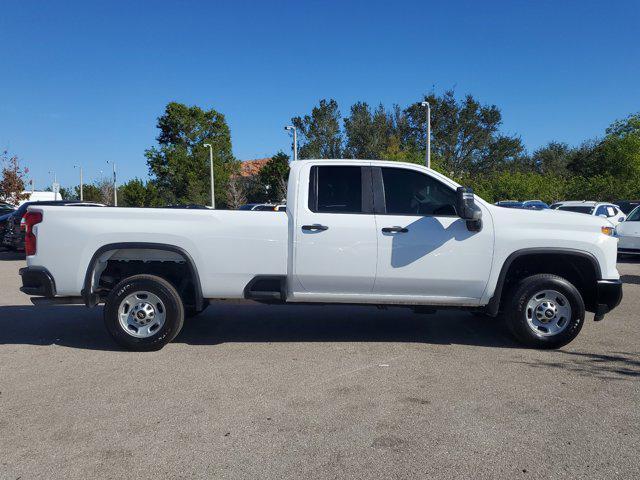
30;296;85;306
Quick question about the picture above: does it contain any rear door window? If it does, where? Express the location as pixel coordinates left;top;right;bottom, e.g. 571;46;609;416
309;166;364;213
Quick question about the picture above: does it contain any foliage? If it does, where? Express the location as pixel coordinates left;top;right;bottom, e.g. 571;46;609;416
258;152;290;202
0;151;29;205
291;99;343;159
146;102;234;206
225;171;247;210
118;178;162;207
401;91;526;175
291;97;640;204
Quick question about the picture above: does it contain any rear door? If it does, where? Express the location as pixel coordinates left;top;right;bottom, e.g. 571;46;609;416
372;166;493;302
292;163;378;295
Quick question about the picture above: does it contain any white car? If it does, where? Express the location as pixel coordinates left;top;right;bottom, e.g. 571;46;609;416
19;159;622;351
552;201;626;226
616;206;640;255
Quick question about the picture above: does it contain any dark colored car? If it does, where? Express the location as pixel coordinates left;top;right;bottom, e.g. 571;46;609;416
495;201;524;209
0;212;13;246
613;200;640;215
0;203;15;216
161;204;210;209
2;200;104;251
522;200;549;210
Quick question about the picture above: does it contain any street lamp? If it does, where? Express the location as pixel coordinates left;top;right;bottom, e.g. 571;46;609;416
48;170;57;200
421;101;431;168
285;125;297;162
106;161;117;206
203;143;215;208
74;165;83;201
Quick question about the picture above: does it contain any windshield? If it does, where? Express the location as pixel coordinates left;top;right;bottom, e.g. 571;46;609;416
627;206;640;221
558;206;594;214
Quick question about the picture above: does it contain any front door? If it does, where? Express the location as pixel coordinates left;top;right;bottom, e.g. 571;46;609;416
372;166;493;303
292;164;378;297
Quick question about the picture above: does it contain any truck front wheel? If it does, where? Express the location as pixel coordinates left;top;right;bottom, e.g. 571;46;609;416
104;274;185;351
506;274;585;349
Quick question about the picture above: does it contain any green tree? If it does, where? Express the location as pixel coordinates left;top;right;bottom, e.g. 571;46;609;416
0;151;29;205
292;99;343;159
259;152;290;202
117;178;163;207
403;91;526;175
343;103;397;159
146;102;234;206
531;141;572;175
568;114;640;179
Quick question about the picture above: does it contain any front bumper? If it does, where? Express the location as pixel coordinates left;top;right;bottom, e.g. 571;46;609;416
594;279;623;319
19;266;56;297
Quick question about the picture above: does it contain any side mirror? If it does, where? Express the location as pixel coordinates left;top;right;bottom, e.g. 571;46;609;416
598;214;607;218
456;187;482;231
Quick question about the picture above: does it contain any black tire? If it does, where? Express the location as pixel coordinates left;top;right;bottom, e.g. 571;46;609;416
505;273;585;349
104;274;185;351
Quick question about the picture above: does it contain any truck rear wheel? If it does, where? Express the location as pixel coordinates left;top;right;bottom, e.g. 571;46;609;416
104;274;185;351
506;274;585;349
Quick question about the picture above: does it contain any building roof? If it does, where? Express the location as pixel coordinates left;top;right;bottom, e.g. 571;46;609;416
240;158;270;177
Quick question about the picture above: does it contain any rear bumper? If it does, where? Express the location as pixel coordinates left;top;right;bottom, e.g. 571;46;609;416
594;279;623;317
19;266;56;297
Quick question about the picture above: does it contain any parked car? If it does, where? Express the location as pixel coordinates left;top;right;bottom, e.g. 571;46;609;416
0;212;13;245
0;202;16;216
3;200;104;251
616;206;640;256
495;200;549;211
161;204;210;209
495;200;523;209
551;201;626;226
522;200;549;210
239;203;286;211
20;159;622;351
613;200;640;215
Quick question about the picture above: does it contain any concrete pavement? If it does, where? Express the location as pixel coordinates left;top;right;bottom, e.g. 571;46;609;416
0;251;638;479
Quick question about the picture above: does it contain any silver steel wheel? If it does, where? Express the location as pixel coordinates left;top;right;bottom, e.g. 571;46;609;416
525;289;572;336
117;290;166;338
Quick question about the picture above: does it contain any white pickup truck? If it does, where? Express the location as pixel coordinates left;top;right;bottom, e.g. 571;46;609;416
20;159;622;350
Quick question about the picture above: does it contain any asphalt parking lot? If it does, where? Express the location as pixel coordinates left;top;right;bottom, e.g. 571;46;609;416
0;251;638;480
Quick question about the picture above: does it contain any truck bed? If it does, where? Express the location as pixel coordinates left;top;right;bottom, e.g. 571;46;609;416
28;206;288;297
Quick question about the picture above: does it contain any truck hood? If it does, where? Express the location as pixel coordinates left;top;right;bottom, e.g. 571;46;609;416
489;205;609;230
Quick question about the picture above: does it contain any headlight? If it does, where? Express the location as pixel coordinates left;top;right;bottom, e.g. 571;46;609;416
601;226;614;236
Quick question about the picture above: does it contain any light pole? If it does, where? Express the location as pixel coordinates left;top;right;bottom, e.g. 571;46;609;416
421;101;431;168
107;161;117;206
48;170;57;200
203;143;215;208
285;125;297;161
74;165;83;201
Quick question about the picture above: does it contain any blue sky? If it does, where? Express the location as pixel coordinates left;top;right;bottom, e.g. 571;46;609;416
1;0;638;189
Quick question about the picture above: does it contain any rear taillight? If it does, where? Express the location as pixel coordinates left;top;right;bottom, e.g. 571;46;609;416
20;216;26;230
24;211;43;256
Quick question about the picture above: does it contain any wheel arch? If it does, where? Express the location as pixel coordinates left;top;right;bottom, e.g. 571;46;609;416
487;248;601;316
82;242;204;309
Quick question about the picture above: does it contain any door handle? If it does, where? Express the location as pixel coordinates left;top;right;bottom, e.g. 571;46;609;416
382;226;408;233
302;224;329;231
